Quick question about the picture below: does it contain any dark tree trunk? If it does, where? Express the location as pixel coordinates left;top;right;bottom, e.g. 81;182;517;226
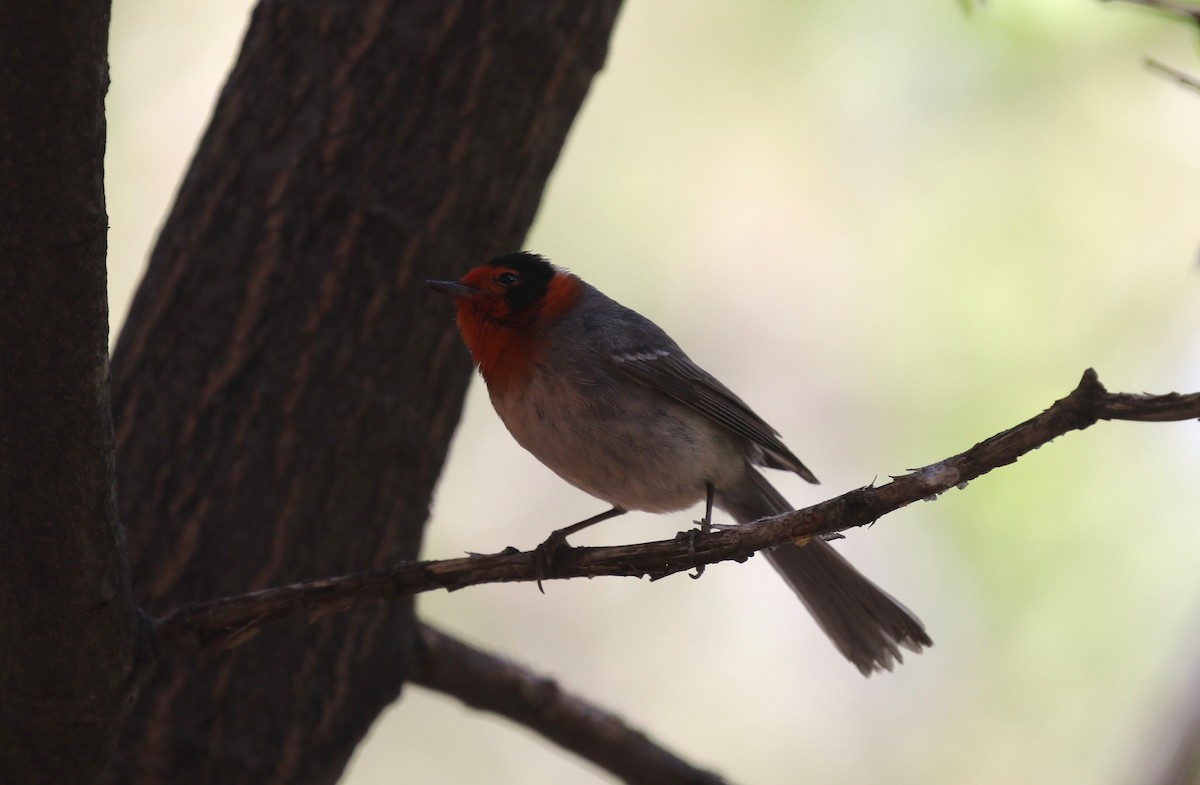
0;2;142;784
108;1;622;783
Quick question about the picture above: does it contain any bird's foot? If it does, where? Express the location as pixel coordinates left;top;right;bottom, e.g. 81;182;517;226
677;527;706;580
532;530;572;594
684;495;715;579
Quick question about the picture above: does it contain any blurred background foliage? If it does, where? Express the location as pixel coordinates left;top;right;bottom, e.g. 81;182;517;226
107;0;1200;783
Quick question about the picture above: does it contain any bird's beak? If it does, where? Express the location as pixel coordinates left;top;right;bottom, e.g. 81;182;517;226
426;279;483;301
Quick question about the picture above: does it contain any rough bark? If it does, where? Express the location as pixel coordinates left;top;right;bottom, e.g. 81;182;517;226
108;1;622;783
0;2;143;783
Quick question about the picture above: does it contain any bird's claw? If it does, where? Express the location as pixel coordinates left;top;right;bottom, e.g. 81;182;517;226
677;528;705;579
532;530;571;594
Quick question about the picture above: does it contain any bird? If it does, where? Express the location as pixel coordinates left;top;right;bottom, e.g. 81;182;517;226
427;251;931;674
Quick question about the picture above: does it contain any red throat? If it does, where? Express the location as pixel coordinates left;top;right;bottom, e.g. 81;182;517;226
454;272;582;395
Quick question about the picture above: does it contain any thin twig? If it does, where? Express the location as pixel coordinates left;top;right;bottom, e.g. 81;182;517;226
1145;57;1200;91
153;369;1200;656
411;623;730;785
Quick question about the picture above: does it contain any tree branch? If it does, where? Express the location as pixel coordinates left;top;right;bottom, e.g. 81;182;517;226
411;622;730;785
151;369;1200;655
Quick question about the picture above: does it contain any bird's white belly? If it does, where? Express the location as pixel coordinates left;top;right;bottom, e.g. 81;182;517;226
490;372;744;513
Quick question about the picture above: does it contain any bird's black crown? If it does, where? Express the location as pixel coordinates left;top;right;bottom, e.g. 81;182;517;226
486;251;558;309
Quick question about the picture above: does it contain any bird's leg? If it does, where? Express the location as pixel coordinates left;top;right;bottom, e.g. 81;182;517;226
534;506;626;592
686;482;716;579
694;482;715;534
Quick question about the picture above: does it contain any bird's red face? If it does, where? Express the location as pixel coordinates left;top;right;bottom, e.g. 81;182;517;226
428;252;581;393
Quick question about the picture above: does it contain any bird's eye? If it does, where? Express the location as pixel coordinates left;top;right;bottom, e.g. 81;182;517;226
496;271;520;286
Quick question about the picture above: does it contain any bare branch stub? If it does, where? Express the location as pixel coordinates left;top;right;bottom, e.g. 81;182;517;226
153;369;1200;658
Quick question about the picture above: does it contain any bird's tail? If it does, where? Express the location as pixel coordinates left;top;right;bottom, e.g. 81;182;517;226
716;467;931;675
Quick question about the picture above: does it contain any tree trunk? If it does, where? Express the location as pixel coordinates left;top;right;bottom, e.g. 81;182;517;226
0;2;143;783
108;1;622;783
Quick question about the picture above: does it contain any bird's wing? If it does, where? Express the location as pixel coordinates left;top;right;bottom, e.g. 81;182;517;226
608;347;819;484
